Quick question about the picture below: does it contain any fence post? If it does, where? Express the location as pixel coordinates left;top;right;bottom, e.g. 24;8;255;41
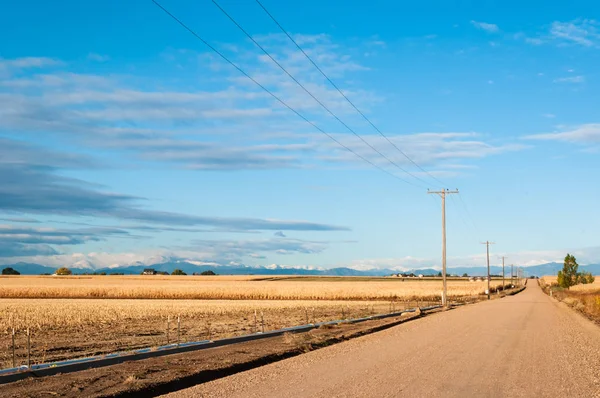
260;311;265;333
304;308;309;324
312;307;315;323
167;316;170;345
12;328;16;368
177;315;181;346
254;309;258;333
27;328;31;369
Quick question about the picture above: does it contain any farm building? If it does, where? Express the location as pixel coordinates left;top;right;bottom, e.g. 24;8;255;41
142;268;156;275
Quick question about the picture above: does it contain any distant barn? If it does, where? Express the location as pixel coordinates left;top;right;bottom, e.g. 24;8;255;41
142;268;156;275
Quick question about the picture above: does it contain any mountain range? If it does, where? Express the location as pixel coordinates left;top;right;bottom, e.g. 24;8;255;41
2;261;600;277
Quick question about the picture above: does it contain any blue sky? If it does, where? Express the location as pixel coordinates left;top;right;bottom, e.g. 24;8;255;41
1;0;599;270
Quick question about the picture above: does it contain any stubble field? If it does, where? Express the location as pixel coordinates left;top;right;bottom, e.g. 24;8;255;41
0;275;502;368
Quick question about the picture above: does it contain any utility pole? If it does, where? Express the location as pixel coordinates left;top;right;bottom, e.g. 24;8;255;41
499;256;507;292
511;264;514;286
428;189;459;307
481;241;495;299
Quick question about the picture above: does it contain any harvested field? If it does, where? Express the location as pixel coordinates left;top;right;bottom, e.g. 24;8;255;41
0;275;503;369
0;275;501;300
0;299;423;369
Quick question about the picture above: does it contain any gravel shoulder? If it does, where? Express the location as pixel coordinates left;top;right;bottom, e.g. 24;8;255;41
165;282;600;398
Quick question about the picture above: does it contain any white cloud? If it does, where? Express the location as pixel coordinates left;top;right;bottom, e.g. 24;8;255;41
470;20;499;33
87;53;110;62
524;123;600;143
549;19;600;47
0;56;62;70
553;75;585;83
525;37;544;45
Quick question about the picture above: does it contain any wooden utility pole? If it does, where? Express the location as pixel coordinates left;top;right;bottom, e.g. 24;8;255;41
511;264;514;286
428;189;459;307
499;256;507;291
481;241;495;299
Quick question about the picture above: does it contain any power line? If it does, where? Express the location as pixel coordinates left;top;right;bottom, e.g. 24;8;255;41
448;193;474;239
211;0;429;188
457;192;481;238
253;0;446;188
151;0;418;186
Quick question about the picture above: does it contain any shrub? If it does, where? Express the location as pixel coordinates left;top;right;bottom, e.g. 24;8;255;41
55;267;72;276
201;270;216;276
172;269;187;276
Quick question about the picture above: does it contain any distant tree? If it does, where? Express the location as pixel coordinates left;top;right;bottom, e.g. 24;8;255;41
557;254;579;289
462;273;469;277
55;267;72;276
437;271;442;277
577;272;595;284
171;269;187;276
2;267;20;275
200;270;216;276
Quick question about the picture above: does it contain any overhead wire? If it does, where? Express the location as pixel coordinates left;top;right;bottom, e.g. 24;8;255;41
448;193;477;241
151;0;421;187
253;0;446;189
457;192;481;238
211;0;430;188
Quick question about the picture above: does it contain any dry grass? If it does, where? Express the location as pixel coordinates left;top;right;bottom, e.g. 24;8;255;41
540;275;600;292
0;275;498;301
540;275;600;324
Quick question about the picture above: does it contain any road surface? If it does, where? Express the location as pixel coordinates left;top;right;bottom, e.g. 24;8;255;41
164;282;600;398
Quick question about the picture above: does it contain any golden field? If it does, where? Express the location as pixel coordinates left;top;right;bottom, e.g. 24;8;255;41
0;298;401;332
540;275;600;292
0;298;429;368
0;275;506;367
0;275;501;301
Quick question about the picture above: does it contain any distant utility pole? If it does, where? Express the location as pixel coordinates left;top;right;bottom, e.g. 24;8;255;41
428;189;459;307
481;241;495;300
499;256;507;291
511;264;514;286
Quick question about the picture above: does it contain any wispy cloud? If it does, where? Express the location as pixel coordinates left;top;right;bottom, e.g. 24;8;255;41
0;56;62;70
0;138;349;233
470;21;499;33
87;53;110;62
553;75;585;83
525;37;544;45
550;19;600;47
523;123;600;143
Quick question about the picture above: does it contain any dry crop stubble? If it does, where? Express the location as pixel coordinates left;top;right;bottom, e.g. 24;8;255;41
0;275;497;300
0;299;401;367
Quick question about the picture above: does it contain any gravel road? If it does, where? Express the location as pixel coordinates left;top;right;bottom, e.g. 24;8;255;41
164;282;600;398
